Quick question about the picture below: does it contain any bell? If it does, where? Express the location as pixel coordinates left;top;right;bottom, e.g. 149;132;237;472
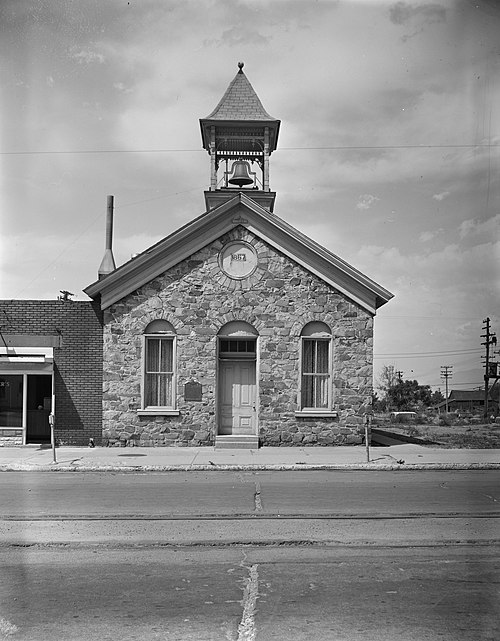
228;160;253;187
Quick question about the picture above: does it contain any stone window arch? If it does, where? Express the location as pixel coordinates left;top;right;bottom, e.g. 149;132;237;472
142;319;177;412
218;321;258;358
299;322;332;411
144;319;175;335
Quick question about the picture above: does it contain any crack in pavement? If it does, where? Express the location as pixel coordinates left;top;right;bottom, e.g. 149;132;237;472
237;551;259;641
253;481;262;512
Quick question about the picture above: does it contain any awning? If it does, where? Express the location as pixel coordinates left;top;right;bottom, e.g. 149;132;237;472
0;347;54;373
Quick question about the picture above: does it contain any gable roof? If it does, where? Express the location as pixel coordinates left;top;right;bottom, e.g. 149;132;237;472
84;193;394;313
448;390;488;402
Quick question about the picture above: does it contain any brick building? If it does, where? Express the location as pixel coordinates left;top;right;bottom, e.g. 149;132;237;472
0;300;103;446
1;64;392;448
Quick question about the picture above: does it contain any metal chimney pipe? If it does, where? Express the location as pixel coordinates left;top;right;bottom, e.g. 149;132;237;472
105;195;114;250
98;195;117;279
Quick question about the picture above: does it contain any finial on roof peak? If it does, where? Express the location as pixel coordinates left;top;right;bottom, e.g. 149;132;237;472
237;61;244;72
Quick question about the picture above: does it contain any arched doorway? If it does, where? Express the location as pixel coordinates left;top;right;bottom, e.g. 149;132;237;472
217;322;259;447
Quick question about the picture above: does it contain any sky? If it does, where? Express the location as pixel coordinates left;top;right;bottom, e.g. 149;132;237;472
1;0;499;395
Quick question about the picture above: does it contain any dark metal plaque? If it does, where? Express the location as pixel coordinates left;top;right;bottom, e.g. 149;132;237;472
184;381;202;401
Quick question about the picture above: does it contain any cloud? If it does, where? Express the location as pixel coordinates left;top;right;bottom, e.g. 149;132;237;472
432;190;450;201
356;194;380;210
419;229;443;242
205;25;270;47
389;2;446;27
70;47;105;64
389;1;447;42
113;82;133;94
459;214;500;240
356;240;499;302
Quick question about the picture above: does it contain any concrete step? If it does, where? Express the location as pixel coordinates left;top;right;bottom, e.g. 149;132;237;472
215;435;259;449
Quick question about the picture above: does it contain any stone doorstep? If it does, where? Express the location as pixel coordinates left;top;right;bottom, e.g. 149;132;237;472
215;435;259;449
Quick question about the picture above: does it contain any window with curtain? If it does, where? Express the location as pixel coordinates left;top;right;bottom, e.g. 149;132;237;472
144;320;176;409
300;322;332;410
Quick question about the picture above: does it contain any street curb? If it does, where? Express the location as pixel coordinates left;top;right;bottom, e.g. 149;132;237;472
2;463;500;472
2;540;499;549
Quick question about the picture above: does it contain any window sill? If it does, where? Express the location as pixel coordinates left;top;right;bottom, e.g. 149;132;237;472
137;409;180;417
295;411;338;418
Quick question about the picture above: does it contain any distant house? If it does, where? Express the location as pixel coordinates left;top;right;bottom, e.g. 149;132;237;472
436;390;498;414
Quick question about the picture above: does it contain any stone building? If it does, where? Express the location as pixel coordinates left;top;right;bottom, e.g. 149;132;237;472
84;64;393;448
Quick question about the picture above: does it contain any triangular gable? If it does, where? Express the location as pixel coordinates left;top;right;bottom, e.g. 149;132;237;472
84;193;393;314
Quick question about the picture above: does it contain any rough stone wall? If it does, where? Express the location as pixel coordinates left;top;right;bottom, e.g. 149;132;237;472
0;431;23;447
103;227;373;447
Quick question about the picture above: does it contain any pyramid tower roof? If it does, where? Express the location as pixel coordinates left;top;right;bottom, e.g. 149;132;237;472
200;63;280;154
203;62;277;121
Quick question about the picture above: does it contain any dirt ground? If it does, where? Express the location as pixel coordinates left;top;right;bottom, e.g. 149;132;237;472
375;420;500;449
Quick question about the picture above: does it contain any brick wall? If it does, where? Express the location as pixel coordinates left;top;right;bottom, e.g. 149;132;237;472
0;300;103;445
103;227;374;447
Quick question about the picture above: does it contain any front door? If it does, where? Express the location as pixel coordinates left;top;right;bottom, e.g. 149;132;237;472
219;360;256;435
26;374;52;444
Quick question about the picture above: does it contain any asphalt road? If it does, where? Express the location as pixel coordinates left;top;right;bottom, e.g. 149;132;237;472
1;546;498;641
2;469;499;519
1;470;498;640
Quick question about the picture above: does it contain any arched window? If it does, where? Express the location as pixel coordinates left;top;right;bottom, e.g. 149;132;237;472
300;322;332;411
218;321;258;359
143;320;176;410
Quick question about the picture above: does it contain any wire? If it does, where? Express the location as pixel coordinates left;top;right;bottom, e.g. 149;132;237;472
14;210;103;297
374;348;481;358
119;186;202;207
378;315;483;321
426;382;484;388
2;143;499;156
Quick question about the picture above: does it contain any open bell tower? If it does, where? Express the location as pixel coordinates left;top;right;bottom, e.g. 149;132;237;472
200;62;280;212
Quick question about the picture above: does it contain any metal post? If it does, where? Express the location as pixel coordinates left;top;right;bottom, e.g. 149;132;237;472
49;413;56;463
365;414;371;462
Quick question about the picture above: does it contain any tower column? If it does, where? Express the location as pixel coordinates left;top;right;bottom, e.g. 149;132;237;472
209;126;217;190
263;127;270;192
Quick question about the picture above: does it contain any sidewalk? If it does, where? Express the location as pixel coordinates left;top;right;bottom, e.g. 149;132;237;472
1;443;500;471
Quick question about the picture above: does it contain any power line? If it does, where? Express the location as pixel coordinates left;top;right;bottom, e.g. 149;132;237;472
2;143;499;156
378;315;483;321
427;382;483;388
374;348;481;358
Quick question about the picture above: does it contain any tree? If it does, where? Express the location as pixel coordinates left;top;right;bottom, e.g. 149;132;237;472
372;391;387;412
377;365;399;395
430;389;445;406
386;379;432;411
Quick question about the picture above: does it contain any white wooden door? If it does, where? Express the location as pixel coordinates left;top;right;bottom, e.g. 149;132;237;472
219;361;256;435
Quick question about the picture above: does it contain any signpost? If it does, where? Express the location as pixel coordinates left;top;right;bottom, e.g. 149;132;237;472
49;413;56;464
364;413;372;462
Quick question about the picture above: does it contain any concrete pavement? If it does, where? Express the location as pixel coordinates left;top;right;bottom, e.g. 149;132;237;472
1;443;500;471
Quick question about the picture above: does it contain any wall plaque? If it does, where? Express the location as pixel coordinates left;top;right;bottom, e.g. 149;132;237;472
219;241;258;279
184;381;202;401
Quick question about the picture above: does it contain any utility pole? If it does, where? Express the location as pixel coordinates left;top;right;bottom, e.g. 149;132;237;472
482;318;497;420
440;365;453;413
395;370;404;382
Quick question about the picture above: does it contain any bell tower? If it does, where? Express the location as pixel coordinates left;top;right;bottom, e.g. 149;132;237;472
200;62;280;212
